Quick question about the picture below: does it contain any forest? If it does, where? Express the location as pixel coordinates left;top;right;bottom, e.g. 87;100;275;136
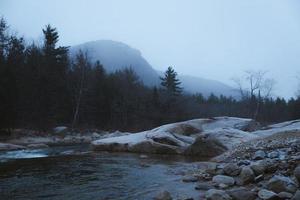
0;17;300;133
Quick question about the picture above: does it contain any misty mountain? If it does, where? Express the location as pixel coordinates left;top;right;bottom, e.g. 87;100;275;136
70;40;159;86
179;75;238;97
71;40;237;97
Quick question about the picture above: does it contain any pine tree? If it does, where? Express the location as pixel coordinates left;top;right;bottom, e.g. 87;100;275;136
160;66;182;95
41;24;70;128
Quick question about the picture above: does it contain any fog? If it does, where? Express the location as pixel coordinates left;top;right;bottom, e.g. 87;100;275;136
1;0;300;98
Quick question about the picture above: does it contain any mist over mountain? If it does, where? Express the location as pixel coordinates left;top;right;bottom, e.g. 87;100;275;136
71;40;237;97
70;40;159;86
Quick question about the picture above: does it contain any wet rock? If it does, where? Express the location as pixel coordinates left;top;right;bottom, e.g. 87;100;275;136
218;183;229;189
294;166;300;183
154;190;172;200
205;189;232;200
182;175;198;182
237;160;251;166
227;187;256;200
253;150;266;160
277;191;293;199
239;166;255;185
291;190;300;200
258;189;278;200
223;163;241;176
195;182;215;190
250;160;267;175
268;151;279;159
184;136;227;157
212;175;235;186
267;175;298;193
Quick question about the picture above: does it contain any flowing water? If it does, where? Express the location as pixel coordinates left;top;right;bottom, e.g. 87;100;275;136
0;145;201;200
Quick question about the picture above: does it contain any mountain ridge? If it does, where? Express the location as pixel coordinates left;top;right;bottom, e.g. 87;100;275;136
70;40;238;97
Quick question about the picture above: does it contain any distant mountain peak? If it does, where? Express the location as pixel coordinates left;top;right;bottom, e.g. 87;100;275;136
71;40;238;97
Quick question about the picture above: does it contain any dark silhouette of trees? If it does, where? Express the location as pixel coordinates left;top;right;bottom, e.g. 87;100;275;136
0;17;300;134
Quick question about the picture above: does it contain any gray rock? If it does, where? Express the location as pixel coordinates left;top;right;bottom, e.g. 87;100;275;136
154;190;172;200
182;175;198;182
239;166;255;185
195;182;215;190
227;187;256;200
267;175;298;193
277;191;293;199
294;166;300;183
292;190;300;200
223;163;241;176
250;160;267;175
212;175;235;186
205;189;232;200
237;160;251;166
258;189;278;200
184;136;227;157
253;150;266;160
268;151;279;159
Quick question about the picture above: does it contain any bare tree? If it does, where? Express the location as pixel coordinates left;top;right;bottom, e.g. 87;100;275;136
71;50;89;129
232;70;275;119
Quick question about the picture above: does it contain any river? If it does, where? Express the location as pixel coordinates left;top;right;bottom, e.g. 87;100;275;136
0;145;201;200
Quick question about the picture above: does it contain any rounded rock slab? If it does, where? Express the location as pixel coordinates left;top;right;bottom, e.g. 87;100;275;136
212;175;235;186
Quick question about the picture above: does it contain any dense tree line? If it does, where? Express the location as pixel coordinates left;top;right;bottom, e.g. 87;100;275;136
0;18;300;133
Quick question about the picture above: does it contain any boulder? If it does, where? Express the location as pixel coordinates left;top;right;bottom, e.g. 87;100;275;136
184;136;227;157
250;160;267;176
253;150;266;160
267;175;298;193
258;189;278;200
277;192;293;199
227;187;256;200
182;175;198;183
154;190;172;200
212;175;235;186
195;182;215;190
292;190;300;200
205;189;232;200
294;166;300;183
223;163;241;176
239;166;255;185
268;151;279;159
92;117;258;156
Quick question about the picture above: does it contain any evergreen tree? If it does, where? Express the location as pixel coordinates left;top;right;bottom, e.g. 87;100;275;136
160;66;182;95
41;24;70;127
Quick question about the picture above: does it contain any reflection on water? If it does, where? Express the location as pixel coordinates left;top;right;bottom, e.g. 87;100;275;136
0;146;201;200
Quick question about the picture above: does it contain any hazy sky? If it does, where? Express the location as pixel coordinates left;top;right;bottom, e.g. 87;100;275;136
1;0;300;98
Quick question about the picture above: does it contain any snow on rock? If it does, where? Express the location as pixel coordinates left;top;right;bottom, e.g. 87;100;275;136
92;117;258;156
53;126;68;134
253;119;300;138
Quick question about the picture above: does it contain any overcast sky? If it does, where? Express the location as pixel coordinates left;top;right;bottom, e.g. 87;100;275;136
1;0;300;98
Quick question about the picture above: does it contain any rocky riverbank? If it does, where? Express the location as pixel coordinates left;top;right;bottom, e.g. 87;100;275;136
153;120;300;200
0;127;129;151
91;117;300;199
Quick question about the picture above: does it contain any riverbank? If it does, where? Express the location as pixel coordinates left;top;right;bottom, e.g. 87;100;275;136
1;117;300;199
